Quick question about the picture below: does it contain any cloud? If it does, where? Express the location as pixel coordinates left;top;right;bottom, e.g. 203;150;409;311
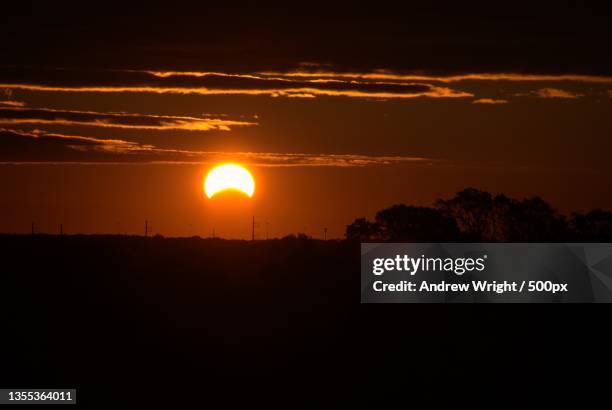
0;100;25;107
472;98;509;104
533;88;583;99
0;128;144;162
259;70;612;84
2;67;610;103
4;67;610;103
0;67;472;100
0;128;432;167
0;83;471;100
0;107;256;131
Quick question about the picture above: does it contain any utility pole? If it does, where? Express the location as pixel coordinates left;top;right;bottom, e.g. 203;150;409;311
145;220;148;237
60;223;63;236
252;216;255;241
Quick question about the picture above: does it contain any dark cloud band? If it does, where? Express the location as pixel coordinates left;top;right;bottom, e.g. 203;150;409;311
0;67;471;99
0;107;256;131
0;128;431;167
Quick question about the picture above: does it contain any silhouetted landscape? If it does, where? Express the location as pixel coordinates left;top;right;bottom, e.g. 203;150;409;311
347;188;612;242
1;188;610;407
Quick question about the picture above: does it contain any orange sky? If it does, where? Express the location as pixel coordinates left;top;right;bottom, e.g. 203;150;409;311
2;5;612;238
1;77;612;238
0;159;608;239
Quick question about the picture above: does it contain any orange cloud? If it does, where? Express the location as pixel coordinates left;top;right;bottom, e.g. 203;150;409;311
0;107;256;131
472;98;509;104
258;70;612;84
0;128;433;167
0;84;471;99
534;88;583;99
0;100;25;107
3;68;607;102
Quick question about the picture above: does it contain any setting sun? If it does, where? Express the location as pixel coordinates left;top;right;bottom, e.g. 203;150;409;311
204;163;255;199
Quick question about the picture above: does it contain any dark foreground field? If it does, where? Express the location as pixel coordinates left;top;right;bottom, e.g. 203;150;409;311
0;235;607;407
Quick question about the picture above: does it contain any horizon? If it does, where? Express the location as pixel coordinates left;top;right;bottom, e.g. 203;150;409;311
5;186;609;240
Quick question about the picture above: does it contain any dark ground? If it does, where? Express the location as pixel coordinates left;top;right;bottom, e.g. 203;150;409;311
0;235;607;407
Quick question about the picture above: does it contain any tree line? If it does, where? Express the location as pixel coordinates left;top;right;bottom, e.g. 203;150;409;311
346;188;612;242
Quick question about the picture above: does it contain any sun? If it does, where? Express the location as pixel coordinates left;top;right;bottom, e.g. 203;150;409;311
204;163;255;199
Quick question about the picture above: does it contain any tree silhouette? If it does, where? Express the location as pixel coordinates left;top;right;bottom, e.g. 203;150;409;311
345;187;610;242
570;209;612;241
346;205;459;242
436;189;567;241
500;196;567;241
345;217;380;241
376;205;459;241
436;188;494;240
